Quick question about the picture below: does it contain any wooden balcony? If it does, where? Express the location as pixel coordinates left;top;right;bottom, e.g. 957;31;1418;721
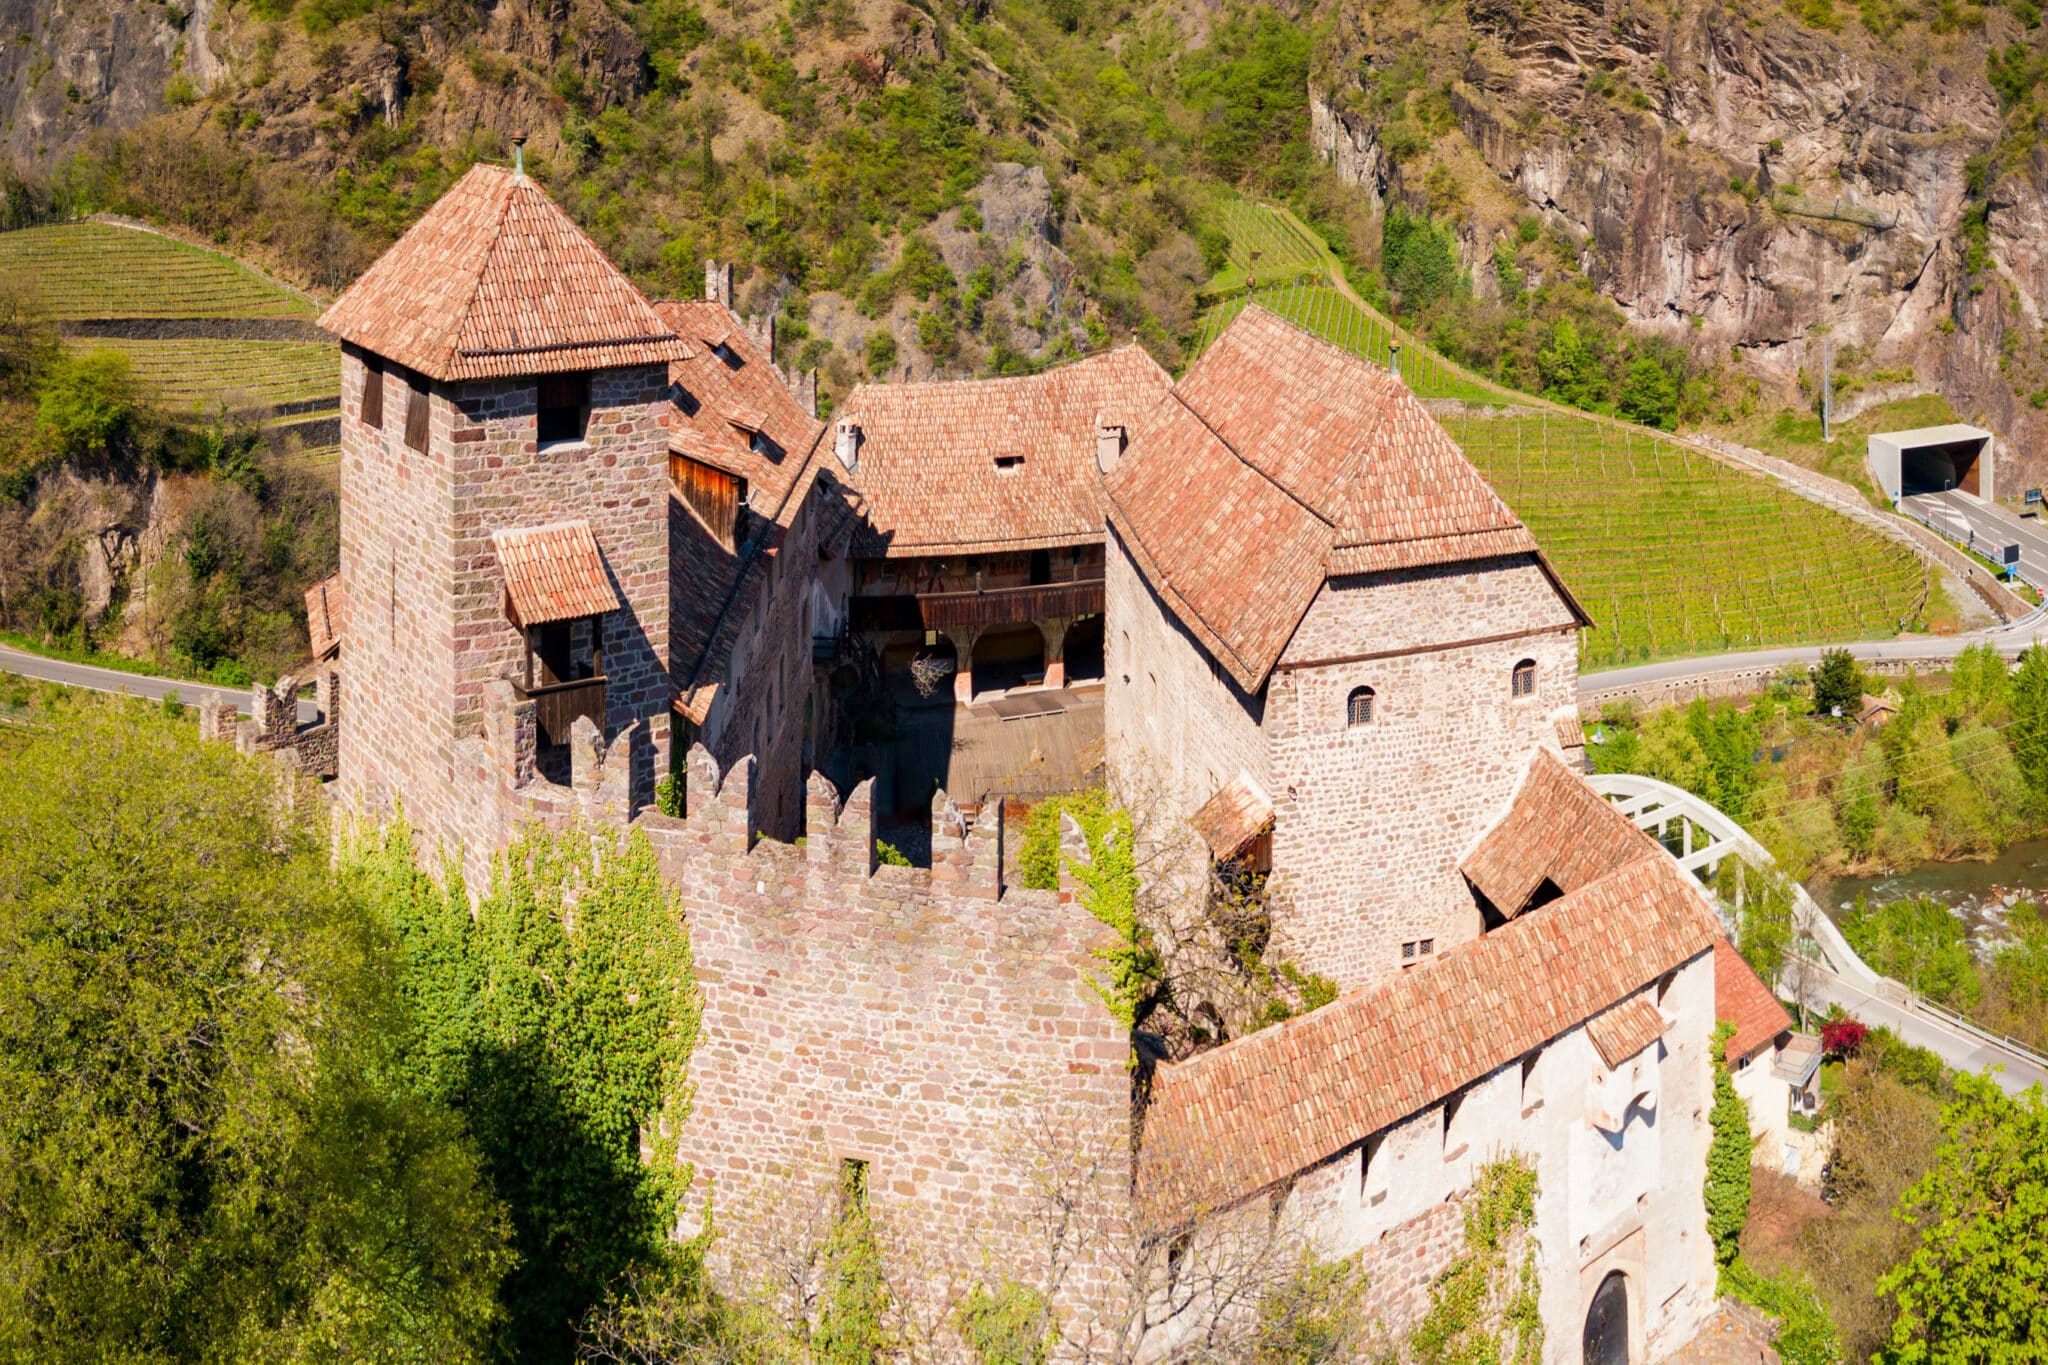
920;577;1105;631
515;675;606;746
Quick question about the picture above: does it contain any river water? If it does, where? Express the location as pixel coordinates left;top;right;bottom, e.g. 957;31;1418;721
1807;838;2048;957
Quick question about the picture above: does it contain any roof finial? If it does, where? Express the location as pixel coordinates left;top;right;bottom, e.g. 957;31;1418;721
512;132;527;178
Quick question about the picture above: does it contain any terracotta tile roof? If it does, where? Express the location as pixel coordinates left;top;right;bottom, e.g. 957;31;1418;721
492;521;622;627
1460;750;1659;917
1715;938;1793;1066
1584;994;1670;1069
1189;772;1274;861
835;346;1173;557
320;164;685;382
1555;712;1587;750
305;573;345;661
1137;850;1721;1210
1105;306;1549;692
655;299;822;506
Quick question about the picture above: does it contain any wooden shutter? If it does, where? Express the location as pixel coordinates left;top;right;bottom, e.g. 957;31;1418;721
360;356;383;430
404;376;429;452
670;453;743;550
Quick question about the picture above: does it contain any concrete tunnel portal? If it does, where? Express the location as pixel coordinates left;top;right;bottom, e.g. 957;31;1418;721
1868;424;1996;503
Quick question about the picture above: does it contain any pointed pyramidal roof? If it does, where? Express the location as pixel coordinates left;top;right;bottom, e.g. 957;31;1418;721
320;163;685;382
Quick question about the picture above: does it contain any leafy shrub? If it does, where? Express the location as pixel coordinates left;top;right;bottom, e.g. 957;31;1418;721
1822;1018;1870;1056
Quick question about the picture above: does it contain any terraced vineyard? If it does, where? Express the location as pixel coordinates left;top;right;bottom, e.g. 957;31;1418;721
0;223;318;320
1195;201;1934;670
1442;413;1929;668
0;221;340;422
81;338;340;413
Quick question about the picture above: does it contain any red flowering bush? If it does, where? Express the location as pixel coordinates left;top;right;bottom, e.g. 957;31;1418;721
1821;1018;1868;1056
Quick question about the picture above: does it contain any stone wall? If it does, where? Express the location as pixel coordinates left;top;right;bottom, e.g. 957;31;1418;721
336;347;672;860
1103;524;1267;830
1265;558;1582;991
689;486;826;841
1267;950;1718;1364
646;746;1137;1335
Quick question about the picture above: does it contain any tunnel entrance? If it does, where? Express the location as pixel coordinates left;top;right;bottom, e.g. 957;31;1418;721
1901;439;1986;495
1869;424;1995;503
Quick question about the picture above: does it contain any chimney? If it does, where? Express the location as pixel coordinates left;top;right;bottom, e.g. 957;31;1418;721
1094;413;1126;474
704;260;733;307
834;418;862;471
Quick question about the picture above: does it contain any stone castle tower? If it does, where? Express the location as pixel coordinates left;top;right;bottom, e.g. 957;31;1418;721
318;163;684;851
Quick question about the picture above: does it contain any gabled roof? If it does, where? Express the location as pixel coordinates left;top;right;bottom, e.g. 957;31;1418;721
493;521;622;627
1105;306;1560;692
305;573;345;661
320;164;686;382
656;299;823;508
1137;850;1721;1211
1715;938;1793;1066
1461;749;1658;917
1585;995;1670;1069
835;346;1173;557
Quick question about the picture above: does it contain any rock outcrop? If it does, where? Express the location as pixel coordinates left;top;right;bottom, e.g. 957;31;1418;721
1315;0;2048;483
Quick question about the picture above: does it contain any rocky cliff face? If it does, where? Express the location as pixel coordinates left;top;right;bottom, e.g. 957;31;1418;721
1314;0;2048;485
0;0;188;159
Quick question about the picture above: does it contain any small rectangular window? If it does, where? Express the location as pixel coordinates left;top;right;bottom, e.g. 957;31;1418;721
360;356;383;429
1420;938;1435;956
538;371;590;445
403;377;429;452
1402;941;1416;961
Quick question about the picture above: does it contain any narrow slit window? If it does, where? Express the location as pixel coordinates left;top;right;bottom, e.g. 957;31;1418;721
538;372;590;445
1521;1050;1543;1115
1347;685;1375;726
403;376;429;453
1512;658;1537;698
1359;1134;1388;1207
360;356;383;430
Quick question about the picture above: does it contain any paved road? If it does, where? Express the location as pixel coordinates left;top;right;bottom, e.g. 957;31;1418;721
0;644;319;723
1791;965;2048;1096
1580;606;2048;698
1905;489;2048;587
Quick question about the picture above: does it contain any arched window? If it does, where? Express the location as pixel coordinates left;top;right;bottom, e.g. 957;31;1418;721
1347;685;1376;726
1511;658;1537;699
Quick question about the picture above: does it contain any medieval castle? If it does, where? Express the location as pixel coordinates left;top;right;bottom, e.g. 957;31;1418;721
203;162;1800;1362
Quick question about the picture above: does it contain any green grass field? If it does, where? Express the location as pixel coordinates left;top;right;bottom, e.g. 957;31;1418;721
78;337;340;414
1195;201;1933;670
1;223;319;321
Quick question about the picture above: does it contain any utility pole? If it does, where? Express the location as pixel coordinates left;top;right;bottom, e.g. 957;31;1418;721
1821;335;1834;443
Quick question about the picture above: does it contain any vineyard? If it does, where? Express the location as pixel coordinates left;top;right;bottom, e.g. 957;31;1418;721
0;223;318;320
80;338;341;414
1442;413;1928;668
1196;200;1934;670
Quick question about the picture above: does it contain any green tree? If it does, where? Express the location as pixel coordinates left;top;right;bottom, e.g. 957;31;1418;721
0;702;510;1360
1840;895;1980;1009
1837;762;1882;860
1734;863;1797;987
1536;319;1607;410
1253;1251;1372;1365
2011;644;2048;812
1878;1075;2048;1361
1948;642;2012;720
35;347;140;460
1705;1022;1752;1266
347;820;702;1361
814;1160;892;1365
1616;355;1680;429
1813;648;1864;718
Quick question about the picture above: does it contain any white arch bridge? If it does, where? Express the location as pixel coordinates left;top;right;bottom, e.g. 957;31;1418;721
1585;771;2048;1094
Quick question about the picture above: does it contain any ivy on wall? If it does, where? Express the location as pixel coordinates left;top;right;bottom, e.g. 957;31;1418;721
1706;1021;1753;1266
345;820;702;1360
1409;1156;1545;1365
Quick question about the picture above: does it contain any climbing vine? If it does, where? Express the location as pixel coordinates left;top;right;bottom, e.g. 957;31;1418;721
1408;1156;1545;1365
344;819;702;1360
1705;1021;1753;1267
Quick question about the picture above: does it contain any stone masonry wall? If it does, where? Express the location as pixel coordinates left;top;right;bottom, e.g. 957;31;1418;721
1265;558;1582;991
689;487;824;841
645;746;1137;1342
1103;524;1267;827
336;347;672;858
